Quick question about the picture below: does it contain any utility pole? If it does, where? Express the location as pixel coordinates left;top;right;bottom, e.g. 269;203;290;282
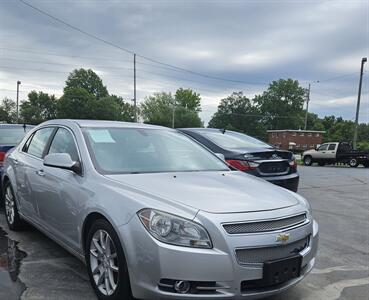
304;83;311;130
172;102;175;128
133;53;137;122
353;57;367;150
16;80;21;124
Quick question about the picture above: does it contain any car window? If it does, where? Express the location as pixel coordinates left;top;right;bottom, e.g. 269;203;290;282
83;128;229;174
200;130;271;149
0;127;32;145
26;128;55;158
48;128;79;162
328;144;336;151
318;144;328;151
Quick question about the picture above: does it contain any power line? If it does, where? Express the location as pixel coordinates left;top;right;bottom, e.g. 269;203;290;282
18;0;267;86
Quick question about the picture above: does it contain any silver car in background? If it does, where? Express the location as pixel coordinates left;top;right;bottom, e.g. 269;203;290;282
1;120;318;300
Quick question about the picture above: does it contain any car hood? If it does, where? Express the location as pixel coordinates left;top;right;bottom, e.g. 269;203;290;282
105;171;300;214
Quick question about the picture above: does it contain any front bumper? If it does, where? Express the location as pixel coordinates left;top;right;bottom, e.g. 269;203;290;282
119;210;318;300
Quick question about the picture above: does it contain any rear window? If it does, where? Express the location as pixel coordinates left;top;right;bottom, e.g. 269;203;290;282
200;131;271;149
0;127;31;145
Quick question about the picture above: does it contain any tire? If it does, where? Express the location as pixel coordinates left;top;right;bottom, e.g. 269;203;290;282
318;162;325;166
3;181;26;231
303;156;313;166
85;219;133;300
349;158;359;168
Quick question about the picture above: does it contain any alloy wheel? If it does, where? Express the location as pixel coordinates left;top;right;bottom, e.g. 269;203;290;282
5;186;15;225
89;229;119;296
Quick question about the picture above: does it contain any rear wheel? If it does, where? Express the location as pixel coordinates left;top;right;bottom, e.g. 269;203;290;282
349;158;359;168
3;182;25;231
303;156;313;166
86;219;133;300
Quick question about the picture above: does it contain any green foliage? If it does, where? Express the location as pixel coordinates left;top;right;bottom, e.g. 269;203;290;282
64;68;108;98
20;91;57;125
357;141;369;151
140;91;202;128
255;79;306;130
0;98;17;123
208;92;265;139
99;95;135;121
175;88;201;112
57;88;97;119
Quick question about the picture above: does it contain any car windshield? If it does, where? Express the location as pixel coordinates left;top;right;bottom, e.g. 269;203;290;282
0;127;30;145
201;130;272;149
83;127;229;174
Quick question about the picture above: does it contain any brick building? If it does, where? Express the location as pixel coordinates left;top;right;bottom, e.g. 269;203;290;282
267;129;325;151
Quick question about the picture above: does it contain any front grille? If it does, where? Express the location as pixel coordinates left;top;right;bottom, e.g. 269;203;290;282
258;161;289;174
235;236;309;265
223;214;307;234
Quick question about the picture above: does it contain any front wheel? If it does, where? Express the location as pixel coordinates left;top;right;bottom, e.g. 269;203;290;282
303;156;313;166
3;182;25;231
349;158;359;168
86;219;133;300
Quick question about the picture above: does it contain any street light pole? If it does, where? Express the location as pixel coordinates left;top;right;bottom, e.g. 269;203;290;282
304;83;311;130
353;57;367;150
16;80;21;124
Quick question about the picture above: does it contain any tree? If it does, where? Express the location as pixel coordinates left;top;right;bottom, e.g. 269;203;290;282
0;98;16;123
20;91;57;125
64;68;108;98
175;88;201;112
108;95;135;122
141;92;202;128
208;92;265;139
57;88;96;119
98;95;135;121
254;79;306;130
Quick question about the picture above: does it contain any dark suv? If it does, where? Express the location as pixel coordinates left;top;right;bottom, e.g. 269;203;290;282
179;128;299;192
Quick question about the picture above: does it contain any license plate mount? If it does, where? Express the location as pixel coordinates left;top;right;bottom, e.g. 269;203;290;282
263;255;302;286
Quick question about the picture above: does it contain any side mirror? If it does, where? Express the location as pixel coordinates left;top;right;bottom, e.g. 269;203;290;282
215;153;225;161
44;153;82;175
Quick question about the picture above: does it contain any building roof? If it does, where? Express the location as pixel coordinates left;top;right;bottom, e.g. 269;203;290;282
267;129;326;133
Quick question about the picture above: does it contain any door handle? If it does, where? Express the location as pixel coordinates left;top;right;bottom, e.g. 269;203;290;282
13;159;18;165
322;151;326;153
36;169;45;177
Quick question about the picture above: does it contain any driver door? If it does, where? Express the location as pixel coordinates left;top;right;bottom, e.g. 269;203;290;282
315;144;329;159
35;126;85;251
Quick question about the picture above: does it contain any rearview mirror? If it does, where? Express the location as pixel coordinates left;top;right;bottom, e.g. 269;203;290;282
44;153;82;175
215;153;225;161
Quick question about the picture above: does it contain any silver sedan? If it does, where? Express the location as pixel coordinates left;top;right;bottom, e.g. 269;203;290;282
1;120;318;300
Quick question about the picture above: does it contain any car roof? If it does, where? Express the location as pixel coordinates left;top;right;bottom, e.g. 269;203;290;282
40;119;170;130
178;128;226;133
0;124;34;129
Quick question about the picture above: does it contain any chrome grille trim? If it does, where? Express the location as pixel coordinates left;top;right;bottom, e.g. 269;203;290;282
235;236;310;265
223;214;307;234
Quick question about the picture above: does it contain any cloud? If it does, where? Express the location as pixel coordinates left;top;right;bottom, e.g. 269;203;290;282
0;0;368;124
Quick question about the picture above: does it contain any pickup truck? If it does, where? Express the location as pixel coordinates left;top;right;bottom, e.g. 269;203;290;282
302;142;369;168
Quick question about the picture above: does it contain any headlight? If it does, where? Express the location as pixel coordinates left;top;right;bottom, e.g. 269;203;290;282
138;209;212;249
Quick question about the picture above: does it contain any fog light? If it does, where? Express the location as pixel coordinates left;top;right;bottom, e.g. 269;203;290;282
174;280;191;294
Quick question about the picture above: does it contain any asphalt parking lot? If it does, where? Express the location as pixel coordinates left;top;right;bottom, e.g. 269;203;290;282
0;166;368;300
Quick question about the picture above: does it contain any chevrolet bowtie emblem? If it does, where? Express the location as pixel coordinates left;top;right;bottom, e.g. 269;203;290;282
276;233;290;242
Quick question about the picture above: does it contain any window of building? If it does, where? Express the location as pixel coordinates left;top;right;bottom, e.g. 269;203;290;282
310;144;315;148
308;133;312;137
282;133;286;138
296;144;300;148
292;132;297;136
315;133;320;137
300;132;305;136
303;144;308;149
271;133;275;138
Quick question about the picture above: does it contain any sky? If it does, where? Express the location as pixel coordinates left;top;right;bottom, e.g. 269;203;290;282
0;0;368;125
